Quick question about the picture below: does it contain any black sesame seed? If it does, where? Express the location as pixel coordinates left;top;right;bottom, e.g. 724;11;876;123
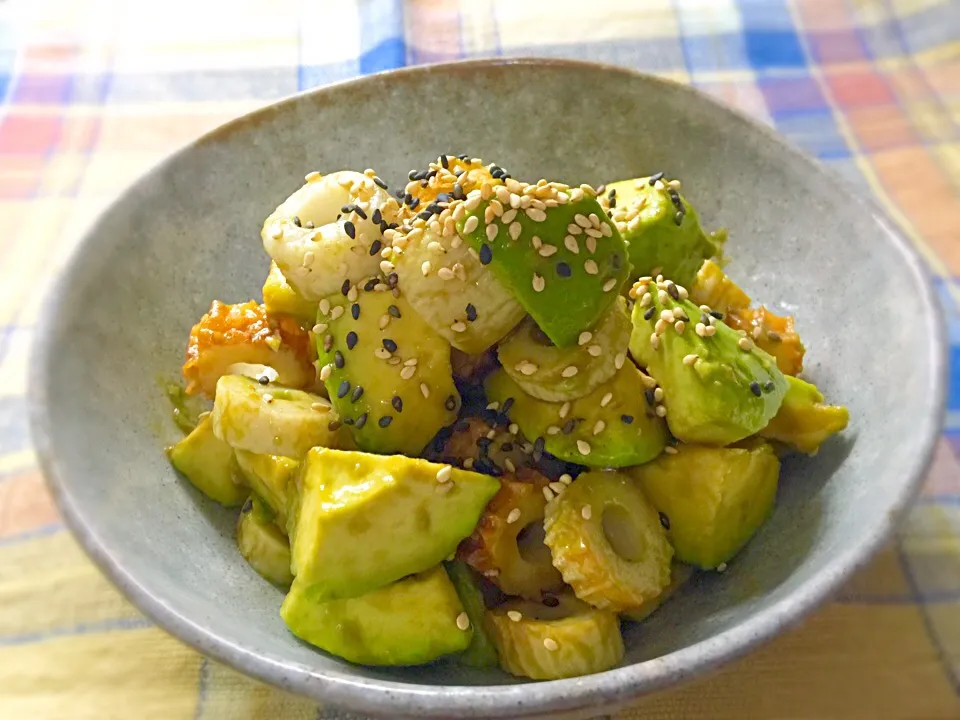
649;171;665;185
710;310;724;320
379;220;388;233
354;206;368;220
644;306;656;321
382;338;398;353
409;197;420;210
324;335;334;352
621;414;634;424
327;419;342;432
351;385;364;403
445;396;457;411
355;413;368;429
351;303;361;320
364;278;377;291
344;220;356;239
458;153;469;160
533;436;545;454
418;210;433;221
346;331;358;350
388;304;402;318
387;272;399;288
675;211;685;226
257;375;270;386
500;442;514;452
644;389;656;406
767;331;782;342
667;283;680;300
750;381;762;397
292;215;302;227
556;262;572;277
436;193;451;204
764;381;776;392
479;244;493;265
465;303;477;322
341;204;355;214
609;198;617;208
395;189;405;200
378;415;393;428
611;253;622;269
659;512;670;530
343;417;355;425
453;183;465;200
427;202;443;215
372;208;382;225
392;396;403;412
543;595;560;608
408;170;419;181
480;408;499;427
562;419;577;435
501;397;514;415
440;154;449;169
337;380;351;399
341;279;351;296
477;436;492;451
241;497;253;514
369;239;382;256
373;176;388;190
608;188;617;199
454;419;470;432
403;192;413;205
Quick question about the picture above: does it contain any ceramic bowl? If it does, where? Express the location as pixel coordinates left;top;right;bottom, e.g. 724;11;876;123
30;59;946;719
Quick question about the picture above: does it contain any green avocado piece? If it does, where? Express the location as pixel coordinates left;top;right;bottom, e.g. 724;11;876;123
237;496;293;587
605;176;723;288
316;284;460;456
456;194;629;347
619;562;694;623
445;561;499;668
629;441;780;569
628;278;787;445
234;450;298;528
262;261;318;326
168;414;247;506
281;565;470;666
759;375;850;455
290;448;500;601
484;363;668;468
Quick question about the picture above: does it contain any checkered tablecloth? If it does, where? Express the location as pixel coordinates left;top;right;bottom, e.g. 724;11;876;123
1;0;959;718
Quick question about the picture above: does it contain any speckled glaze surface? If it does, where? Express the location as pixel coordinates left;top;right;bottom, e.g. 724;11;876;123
30;59;945;719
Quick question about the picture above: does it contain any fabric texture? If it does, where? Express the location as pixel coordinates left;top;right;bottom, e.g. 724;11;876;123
1;0;959;717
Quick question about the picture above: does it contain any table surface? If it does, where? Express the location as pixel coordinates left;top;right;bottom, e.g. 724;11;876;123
1;0;960;718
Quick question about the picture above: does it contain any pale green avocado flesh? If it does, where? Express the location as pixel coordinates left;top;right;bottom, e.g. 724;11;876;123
168;414;247;506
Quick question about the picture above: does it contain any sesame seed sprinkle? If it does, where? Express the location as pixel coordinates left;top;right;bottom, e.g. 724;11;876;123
507;610;523;622
587;344;602;357
420;383;430;398
561;365;579;378
456;612;470;631
683;353;699;366
506;508;522;524
559;401;571;419
577;440;591;455
436;465;453;483
532;273;546;293
601;392;613;407
543;638;559;651
581;505;593;520
542;486;555;502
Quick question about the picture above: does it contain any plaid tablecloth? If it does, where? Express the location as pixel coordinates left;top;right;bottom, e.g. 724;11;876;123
2;0;959;718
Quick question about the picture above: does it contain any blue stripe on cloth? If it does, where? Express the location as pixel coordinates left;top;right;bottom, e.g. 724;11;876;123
298;60;362;93
0;523;65;547
0;616;152;648
0;396;31;457
194;658;210;720
358;0;406;75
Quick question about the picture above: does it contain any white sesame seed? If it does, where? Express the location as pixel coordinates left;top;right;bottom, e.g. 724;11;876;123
543;638;559;651
405;358;418;367
518;361;539;376
601;392;613;407
752;326;763;339
585;227;602;239
419;383;430;398
584;260;599;275
532;273;545;293
654;388;664;401
427;240;443;254
485;223;499;241
507;610;523;622
538;244;558;257
639;292;652;307
305;171;321;182
542;486;555;502
650;333;660;350
531;235;542;249
562;365;579;378
588;344;602;357
705;325;718;337
451;321;467;333
311;401;327;411
379;315;390;329
319;364;333;381
660;309;675;323
656;405;668;417
578;331;593;346
574;213;591;228
600;222;612;237
347;286;359;302
302;250;316;267
675;320;686;334
571;188;584;202
567;223;583;236
437;267;455;281
262;393;274;404
495;185;510;204
549;481;566;494
509;423;519;435
615;353;626;369
506;508;522;524
400;365;417;380
683;353;699;366
436;465;453;483
463;458;474;469
695;323;707;337
577;440;591;455
504;458;516;473
738;337;752;351
312;323;328;334
717;562;728;572
546;425;561;435
374;348;391;360
421;260;432;276
664;446;679;455
330;306;344;320
463;215;479;234
508;221;522;241
525;208;547;222
502;208;518;224
593;420;605;435
319;299;331;315
586;236;598;254
678;285;689;300
559;402;571;419
581;505;593;520
456;612;470;631
269;224;283;239
658;290;669;304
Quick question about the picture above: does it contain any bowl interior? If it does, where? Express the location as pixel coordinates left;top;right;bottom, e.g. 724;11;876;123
32;60;943;718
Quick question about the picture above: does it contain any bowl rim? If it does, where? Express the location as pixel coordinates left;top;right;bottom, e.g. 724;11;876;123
29;56;948;718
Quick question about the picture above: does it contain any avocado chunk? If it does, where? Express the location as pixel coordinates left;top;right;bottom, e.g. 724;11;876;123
759;375;849;454
629;442;780;569
445;561;499;668
620;562;694;622
604;176;723;287
456;191;629;348
316;283;460;456
497;297;632;402
628;277;787;445
262;261;318;326
168;414;247;506
234;450;298;528
237;496;293;586
281;565;470;666
484;363;668;468
290;448;500;601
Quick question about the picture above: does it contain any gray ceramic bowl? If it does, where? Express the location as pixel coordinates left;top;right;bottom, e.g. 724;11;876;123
31;59;946;719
